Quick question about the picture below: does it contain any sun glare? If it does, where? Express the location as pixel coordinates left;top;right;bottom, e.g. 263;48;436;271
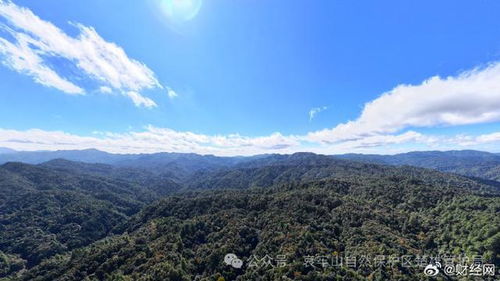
158;0;203;23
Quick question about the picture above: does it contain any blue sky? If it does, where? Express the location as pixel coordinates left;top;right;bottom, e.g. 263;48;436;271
0;0;500;155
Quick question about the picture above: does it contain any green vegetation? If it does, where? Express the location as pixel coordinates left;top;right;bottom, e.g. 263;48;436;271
0;161;178;275
0;153;499;280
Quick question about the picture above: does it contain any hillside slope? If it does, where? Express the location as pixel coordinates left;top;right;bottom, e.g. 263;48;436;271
337;150;500;182
0;161;179;277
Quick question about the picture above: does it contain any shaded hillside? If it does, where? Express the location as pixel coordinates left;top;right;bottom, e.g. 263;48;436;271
41;159;182;196
186;153;499;195
113;153;251;182
336;150;500;181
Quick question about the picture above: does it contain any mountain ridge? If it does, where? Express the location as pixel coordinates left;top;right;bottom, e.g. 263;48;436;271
3;148;500;184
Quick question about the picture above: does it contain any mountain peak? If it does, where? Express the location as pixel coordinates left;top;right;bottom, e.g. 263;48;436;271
0;147;16;154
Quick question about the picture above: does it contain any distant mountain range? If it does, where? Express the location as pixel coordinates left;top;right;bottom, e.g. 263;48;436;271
336;150;500;181
0;147;16;154
0;148;250;182
2;148;500;182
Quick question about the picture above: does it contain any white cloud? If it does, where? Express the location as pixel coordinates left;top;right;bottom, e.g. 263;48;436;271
475;132;500;144
1;126;500;156
0;127;301;156
309;106;327;121
0;0;163;107
451;132;500;147
126;91;157;108
99;86;112;94
0;32;83;94
308;62;500;143
167;87;178;99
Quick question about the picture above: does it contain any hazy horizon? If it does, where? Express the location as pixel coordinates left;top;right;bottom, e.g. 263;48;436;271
1;146;500;158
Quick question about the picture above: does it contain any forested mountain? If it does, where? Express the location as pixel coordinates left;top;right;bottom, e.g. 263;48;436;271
336;150;500;182
40;159;182;196
0;161;180;277
0;149;122;165
186;152;500;194
3;148;500;183
11;160;500;281
112;153;251;182
1;153;499;280
0;149;249;182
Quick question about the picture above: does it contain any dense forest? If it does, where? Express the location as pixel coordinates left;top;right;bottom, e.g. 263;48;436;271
0;151;499;280
0;161;178;275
